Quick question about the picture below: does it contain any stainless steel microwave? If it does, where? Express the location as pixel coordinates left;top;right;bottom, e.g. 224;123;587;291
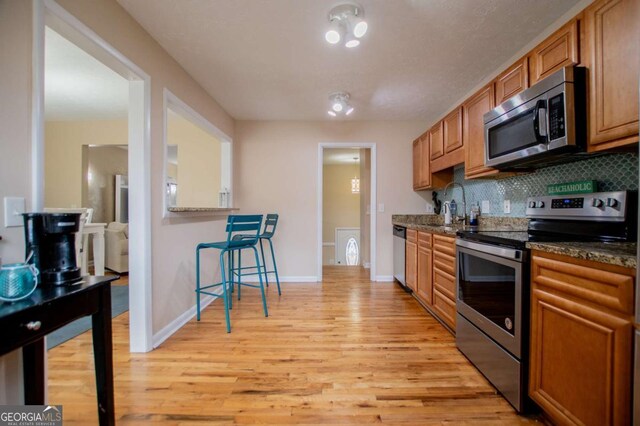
483;66;586;169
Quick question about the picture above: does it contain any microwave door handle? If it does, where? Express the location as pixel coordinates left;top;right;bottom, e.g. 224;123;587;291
533;99;548;143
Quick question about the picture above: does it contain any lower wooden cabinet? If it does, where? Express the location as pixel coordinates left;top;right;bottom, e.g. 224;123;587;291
529;251;635;426
405;230;417;292
416;232;433;305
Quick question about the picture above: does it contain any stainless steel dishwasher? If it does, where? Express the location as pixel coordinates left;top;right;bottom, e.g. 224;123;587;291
393;225;407;288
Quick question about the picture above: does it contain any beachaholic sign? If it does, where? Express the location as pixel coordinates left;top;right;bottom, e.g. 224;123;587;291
547;180;597;196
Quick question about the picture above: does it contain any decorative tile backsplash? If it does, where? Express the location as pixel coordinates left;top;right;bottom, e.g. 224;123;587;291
438;153;638;217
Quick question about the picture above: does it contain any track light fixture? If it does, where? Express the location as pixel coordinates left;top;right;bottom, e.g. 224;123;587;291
325;3;368;48
327;92;354;117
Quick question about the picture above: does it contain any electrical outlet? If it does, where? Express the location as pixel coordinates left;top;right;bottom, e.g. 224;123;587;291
503;200;511;214
481;200;491;214
425;203;434;214
378;203;385;213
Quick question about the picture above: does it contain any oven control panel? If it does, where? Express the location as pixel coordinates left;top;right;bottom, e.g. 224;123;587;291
526;191;631;221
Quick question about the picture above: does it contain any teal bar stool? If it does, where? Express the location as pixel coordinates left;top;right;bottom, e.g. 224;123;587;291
230;214;281;297
195;214;267;333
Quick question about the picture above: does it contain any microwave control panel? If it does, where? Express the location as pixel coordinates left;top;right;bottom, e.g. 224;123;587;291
548;93;565;140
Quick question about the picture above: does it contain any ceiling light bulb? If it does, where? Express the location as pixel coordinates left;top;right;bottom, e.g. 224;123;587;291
328;110;337;117
345;107;354;115
325;29;341;44
344;33;360;48
352;20;368;38
333;102;343;112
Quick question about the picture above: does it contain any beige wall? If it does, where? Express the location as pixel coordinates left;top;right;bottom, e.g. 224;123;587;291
84;145;128;223
235;121;430;279
45;119;128;208
322;163;360;265
0;0;234;342
0;0;32;404
167;112;221;207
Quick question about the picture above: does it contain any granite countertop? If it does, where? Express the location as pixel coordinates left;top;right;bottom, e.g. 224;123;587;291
527;241;637;269
393;214;637;268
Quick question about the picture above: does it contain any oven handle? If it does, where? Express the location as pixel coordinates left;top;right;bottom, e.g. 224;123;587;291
456;239;524;261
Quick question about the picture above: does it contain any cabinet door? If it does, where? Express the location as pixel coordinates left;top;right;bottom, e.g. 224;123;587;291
529;287;632;426
405;237;417;292
443;107;463;153
495;57;529;105
429;121;444;160
530;252;634;426
412;138;422;190
419;136;432;188
416;232;433;306
584;0;639;150
529;20;579;84
463;84;496;178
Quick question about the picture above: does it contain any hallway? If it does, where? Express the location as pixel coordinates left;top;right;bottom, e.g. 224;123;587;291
48;267;533;424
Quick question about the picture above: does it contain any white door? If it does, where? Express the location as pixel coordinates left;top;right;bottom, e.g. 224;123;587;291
335;228;360;266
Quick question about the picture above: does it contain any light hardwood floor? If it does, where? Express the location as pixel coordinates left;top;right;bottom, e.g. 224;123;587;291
48;266;538;425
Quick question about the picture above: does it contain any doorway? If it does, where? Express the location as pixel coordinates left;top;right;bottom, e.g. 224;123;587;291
317;143;376;281
33;1;153;352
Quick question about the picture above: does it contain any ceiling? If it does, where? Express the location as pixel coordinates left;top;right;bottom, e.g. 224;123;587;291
45;27;129;121
324;148;361;165
117;0;580;122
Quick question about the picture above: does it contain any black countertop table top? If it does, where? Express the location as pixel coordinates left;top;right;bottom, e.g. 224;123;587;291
0;275;119;425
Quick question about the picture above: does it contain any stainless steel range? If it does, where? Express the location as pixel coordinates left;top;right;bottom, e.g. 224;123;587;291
455;190;636;413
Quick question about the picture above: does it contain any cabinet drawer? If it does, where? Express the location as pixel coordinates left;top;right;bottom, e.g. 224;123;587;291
434;251;455;276
406;229;417;243
433;288;456;330
418;231;432;248
531;251;635;315
434;268;456;300
433;234;456;253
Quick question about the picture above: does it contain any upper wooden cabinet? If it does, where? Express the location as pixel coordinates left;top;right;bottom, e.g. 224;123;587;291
443;107;463;153
495;57;529;105
529;20;580;84
529;251;634;426
583;0;639;151
463;84;497;179
429;121;444;160
412;138;422;190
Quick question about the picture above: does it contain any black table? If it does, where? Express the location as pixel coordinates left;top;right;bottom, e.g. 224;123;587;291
0;275;118;425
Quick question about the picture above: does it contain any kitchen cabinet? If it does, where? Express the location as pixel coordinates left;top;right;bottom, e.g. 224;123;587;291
429;121;444;160
443;107;463;154
405;229;418;292
412;138;422;190
583;0;639;151
494;57;529;105
529;250;634;426
463;84;498;179
529;20;580;84
431;234;457;330
416;231;433;305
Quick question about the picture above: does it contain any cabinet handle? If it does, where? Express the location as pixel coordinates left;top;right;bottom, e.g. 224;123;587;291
25;321;41;331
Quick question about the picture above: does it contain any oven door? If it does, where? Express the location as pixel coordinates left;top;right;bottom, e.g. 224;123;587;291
456;240;524;358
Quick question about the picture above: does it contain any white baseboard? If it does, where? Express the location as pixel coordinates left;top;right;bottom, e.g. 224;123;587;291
152;288;221;348
375;275;394;282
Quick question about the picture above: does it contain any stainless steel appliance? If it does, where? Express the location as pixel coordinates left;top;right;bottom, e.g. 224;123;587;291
393;225;407;288
484;66;586;170
456;190;636;413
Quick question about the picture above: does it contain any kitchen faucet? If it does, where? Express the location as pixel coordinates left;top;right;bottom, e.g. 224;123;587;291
443;181;467;224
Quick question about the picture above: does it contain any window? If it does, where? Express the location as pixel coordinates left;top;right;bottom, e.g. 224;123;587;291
345;237;359;266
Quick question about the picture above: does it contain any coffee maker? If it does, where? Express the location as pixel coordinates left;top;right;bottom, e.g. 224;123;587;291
23;213;83;286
